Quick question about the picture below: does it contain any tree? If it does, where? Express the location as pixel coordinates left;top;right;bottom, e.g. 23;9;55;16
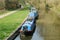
5;0;19;9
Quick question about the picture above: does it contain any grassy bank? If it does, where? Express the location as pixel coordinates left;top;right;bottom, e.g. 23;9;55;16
0;9;29;40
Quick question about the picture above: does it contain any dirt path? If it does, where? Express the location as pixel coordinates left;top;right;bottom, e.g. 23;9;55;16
0;10;18;19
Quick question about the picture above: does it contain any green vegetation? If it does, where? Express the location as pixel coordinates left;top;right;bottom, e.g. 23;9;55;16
0;0;5;10
5;0;19;9
0;9;29;40
0;0;60;40
26;0;60;40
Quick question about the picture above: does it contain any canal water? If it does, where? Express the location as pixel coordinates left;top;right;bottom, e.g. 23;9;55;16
14;26;44;40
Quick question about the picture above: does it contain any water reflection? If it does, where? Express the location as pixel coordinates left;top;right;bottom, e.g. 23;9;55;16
21;36;32;40
15;35;21;40
31;26;44;40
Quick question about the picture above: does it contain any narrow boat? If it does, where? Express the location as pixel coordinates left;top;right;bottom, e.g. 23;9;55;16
20;7;38;36
20;18;35;35
28;9;38;19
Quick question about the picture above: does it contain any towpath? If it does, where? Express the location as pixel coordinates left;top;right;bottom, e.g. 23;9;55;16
0;10;18;19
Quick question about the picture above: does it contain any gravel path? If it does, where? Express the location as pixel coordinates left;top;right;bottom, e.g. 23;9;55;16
0;10;18;19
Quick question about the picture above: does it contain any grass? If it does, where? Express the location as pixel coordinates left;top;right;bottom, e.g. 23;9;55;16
0;9;29;40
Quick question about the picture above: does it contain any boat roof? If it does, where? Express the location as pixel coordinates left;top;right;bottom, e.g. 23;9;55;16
29;12;35;17
22;21;33;27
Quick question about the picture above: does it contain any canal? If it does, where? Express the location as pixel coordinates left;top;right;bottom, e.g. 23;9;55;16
14;25;44;40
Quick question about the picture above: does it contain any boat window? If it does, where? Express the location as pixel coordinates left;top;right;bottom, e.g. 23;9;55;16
23;26;28;30
27;19;33;22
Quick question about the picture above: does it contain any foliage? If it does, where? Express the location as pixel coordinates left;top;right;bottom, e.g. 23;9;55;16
25;0;60;40
0;0;5;10
5;0;20;9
